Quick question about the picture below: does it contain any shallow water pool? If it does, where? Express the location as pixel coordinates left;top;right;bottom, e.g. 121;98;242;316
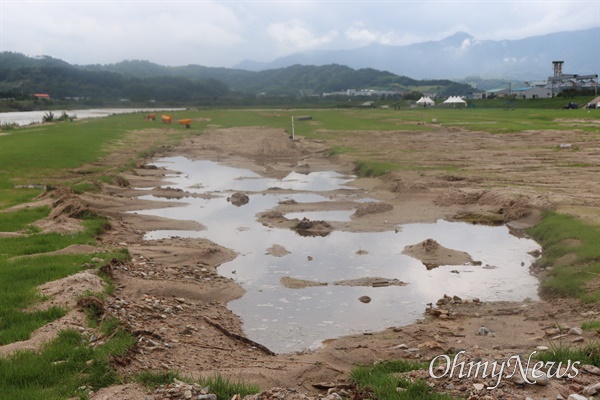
134;156;541;353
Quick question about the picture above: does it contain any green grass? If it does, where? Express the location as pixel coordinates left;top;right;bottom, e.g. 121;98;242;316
0;112;185;208
71;181;101;194
351;359;456;400
198;374;260;399
0;206;51;232
135;370;184;387
0;212;124;345
328;145;359;156
135;371;260;399
536;341;600;367
582;320;600;333
0;250;125;345
354;159;459;177
527;211;600;302
0;326;134;400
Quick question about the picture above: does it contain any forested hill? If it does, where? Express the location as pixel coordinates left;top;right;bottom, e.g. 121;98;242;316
0;52;472;104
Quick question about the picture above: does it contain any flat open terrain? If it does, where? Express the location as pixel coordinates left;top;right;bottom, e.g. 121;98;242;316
1;108;599;399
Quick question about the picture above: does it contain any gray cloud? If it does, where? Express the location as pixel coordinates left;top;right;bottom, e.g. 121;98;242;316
2;0;598;67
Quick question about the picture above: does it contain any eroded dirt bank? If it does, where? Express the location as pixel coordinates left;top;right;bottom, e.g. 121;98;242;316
3;123;599;399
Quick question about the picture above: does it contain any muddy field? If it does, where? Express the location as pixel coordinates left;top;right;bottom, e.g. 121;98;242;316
3;122;600;399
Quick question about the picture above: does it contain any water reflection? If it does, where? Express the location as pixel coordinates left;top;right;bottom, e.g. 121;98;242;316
133;157;541;353
0;108;184;126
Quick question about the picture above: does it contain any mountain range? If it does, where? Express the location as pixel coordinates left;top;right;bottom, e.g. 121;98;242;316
235;28;599;81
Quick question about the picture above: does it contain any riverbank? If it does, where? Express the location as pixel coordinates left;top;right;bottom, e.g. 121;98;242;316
1;111;598;399
93;126;599;398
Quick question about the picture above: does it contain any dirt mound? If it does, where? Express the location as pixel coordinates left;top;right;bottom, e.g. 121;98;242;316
35;185;97;220
266;244;291;257
293;218;333;237
280;276;327;289
353;202;393;217
434;188;554;221
376;172;428;193
402;238;475;269
29;270;106;311
280;276;407;288
333;277;407;287
227;192;250;207
434;188;486;206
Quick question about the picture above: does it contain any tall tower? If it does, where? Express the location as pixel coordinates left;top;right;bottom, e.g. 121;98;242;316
553;61;564;77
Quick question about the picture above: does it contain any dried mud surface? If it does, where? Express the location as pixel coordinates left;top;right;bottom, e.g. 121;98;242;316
2;123;599;399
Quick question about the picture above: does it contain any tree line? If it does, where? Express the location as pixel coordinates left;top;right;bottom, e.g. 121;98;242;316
0;52;473;110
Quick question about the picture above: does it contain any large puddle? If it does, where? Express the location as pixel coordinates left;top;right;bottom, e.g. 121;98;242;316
133;156;541;353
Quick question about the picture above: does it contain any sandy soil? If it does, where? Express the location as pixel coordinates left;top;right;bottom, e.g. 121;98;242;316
2;122;600;399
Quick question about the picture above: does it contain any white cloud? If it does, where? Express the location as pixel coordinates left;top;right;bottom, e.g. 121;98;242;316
344;24;407;46
0;0;597;67
267;19;337;50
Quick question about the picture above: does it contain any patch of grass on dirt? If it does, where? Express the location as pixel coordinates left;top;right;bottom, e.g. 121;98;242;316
328;145;359;156
198;374;260;399
354;160;401;177
0;216;108;257
0;325;134;399
71;181;102;194
527;211;600;302
351;359;457;400
0;206;51;232
0;211;125;345
0;251;125;345
454;212;505;226
135;371;260;399
536;341;600;368
354;159;458;177
582;320;600;333
558;162;596;168
135;370;185;387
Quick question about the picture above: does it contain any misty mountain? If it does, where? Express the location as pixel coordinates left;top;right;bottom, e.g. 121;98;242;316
0;52;473;104
236;28;599;80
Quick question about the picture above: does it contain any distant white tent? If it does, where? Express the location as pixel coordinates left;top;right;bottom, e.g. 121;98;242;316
416;96;435;107
443;96;467;106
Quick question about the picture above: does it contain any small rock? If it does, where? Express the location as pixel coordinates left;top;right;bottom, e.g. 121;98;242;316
582;364;600;375
526;369;550;386
227;192;249;206
583;382;600;396
358;296;371;303
183;389;192;399
567;394;588;400
473;383;484;391
569;327;583;336
478;327;494;336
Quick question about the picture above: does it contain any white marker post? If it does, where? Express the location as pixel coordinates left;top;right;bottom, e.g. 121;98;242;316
291;116;295;141
292;115;294;142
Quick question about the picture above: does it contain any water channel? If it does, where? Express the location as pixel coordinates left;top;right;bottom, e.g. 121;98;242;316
0;108;184;126
133;156;541;353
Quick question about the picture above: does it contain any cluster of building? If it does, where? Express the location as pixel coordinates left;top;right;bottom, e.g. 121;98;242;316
321;61;597;104
322;88;398;97
473;61;598;100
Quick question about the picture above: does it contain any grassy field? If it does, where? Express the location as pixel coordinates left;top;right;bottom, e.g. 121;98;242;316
1;107;599;398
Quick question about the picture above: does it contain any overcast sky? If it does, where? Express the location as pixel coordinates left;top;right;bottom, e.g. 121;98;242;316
1;0;598;68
